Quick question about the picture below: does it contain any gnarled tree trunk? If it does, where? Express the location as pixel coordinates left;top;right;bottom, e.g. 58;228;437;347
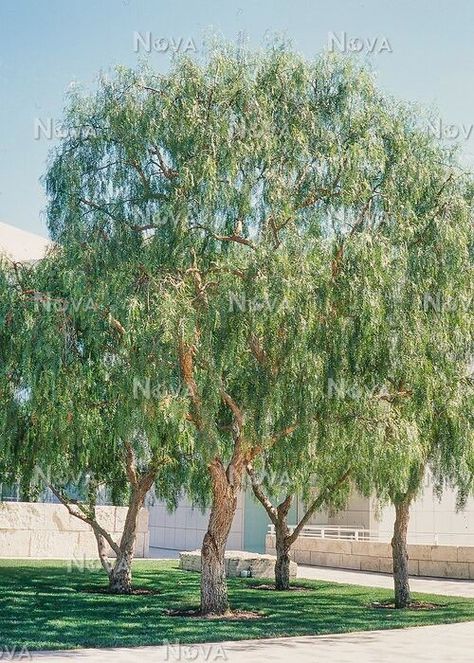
93;528;134;594
274;516;291;590
200;459;241;615
109;550;134;593
108;471;155;594
391;498;411;608
91;485;144;594
53;459;155;595
247;465;352;591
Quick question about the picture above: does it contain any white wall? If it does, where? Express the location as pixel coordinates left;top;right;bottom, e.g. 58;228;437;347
148;492;245;551
296;475;474;545
148;475;473;552
374;479;474;545
0;220;51;261
296;488;371;529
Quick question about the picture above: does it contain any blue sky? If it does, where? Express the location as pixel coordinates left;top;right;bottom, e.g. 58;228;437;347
1;0;473;238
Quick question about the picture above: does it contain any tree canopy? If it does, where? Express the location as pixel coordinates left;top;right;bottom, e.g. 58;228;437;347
7;41;471;611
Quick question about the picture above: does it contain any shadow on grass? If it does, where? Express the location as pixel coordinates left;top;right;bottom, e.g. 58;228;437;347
0;559;472;651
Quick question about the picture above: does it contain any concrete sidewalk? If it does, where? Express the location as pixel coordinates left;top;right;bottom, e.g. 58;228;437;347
33;621;474;662
297;564;474;598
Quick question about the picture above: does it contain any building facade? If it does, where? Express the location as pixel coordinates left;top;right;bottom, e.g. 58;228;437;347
148;479;474;555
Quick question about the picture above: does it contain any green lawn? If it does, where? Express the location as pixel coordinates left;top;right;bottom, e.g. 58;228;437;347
0;559;473;651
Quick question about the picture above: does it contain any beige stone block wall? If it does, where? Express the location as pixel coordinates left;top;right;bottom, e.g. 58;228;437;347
180;550;297;579
0;502;149;559
379;557;394;574
458;546;474;563
265;534;474;580
360;555;380;573
0;530;31;557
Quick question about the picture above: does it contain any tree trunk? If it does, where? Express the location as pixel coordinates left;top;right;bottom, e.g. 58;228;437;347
274;517;291;590
49;456;157;595
109;550;133;594
391;499;411;608
93;530;114;577
247;466;294;590
247;468;351;591
200;460;240;615
108;481;150;594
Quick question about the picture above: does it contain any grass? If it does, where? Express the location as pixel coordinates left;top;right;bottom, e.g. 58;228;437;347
0;559;473;651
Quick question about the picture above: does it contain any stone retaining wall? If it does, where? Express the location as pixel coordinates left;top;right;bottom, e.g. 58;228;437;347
266;534;474;580
0;502;149;559
180;549;297;579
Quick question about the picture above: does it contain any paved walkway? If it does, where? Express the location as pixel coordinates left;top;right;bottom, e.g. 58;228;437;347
149;546;180;560
297;564;474;598
33;622;474;662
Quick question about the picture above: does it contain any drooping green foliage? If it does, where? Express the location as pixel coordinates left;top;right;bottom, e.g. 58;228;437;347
0;41;464;607
16;244;194;510
0;258;32;495
41;42;473;512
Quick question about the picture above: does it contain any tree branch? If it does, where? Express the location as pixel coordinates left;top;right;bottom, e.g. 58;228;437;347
287;468;352;545
220;389;244;432
189;223;255;249
149;147;178;179
247;424;297;464
178;335;203;430
247;465;278;525
49;484;121;555
124;441;138;487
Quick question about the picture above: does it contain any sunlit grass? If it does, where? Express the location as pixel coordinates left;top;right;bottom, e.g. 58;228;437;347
0;559;473;651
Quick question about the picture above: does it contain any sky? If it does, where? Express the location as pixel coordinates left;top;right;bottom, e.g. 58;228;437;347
1;0;473;239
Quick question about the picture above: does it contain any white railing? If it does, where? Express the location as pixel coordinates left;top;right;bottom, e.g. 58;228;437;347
267;524;474;545
267;523;375;541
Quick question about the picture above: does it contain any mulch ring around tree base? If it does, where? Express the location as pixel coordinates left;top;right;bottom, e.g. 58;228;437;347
80;586;161;596
167;608;264;620
370;600;443;610
249;583;312;592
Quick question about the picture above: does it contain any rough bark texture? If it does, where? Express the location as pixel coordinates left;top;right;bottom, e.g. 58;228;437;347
274;517;291;590
92;530;114;577
391;499;411;608
200;459;241;615
90;490;140;595
247;466;294;590
109;550;133;593
107;471;155;594
51;454;156;595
